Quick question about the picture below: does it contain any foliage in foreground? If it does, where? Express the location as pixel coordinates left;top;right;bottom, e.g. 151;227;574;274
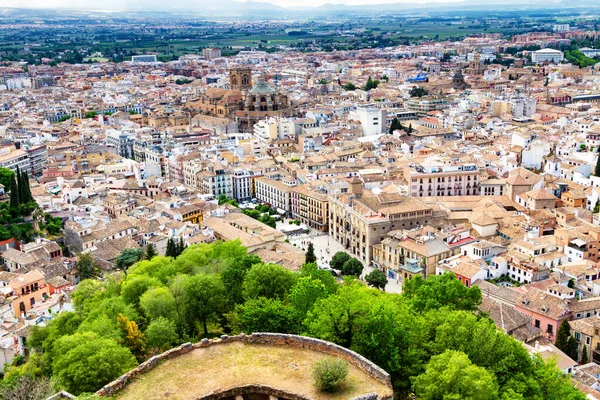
5;240;586;399
312;357;349;393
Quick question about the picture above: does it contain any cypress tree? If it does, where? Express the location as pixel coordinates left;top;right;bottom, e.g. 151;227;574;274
9;175;19;211
145;243;157;260
305;242;317;264
166;238;177;257
581;345;589;364
389;117;402;134
595;154;600;177
555;319;572;354
22;170;32;203
177;237;187;256
566;336;579;361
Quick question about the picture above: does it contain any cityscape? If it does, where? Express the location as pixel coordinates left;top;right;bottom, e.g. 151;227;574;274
2;1;600;399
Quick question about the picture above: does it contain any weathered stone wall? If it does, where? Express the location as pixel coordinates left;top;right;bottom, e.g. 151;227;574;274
198;384;311;400
96;333;393;398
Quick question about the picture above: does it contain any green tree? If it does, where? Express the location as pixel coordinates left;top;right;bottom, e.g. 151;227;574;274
300;262;338;295
146;317;179;353
178;274;226;336
76;253;100;280
403;272;481;312
140;287;177;321
409;86;429;97
389;117;402;134
365;269;387;290
341;257;363;276
221;254;262;306
177;237;187;255
227;297;300;334
9;174;19;214
0;167;15;191
115;248;144;270
412;350;499;400
121;275;160;307
51;333;137;395
289;276;328;315
343;82;357;91
145;243;157;260
83;111;98;119
330;251;350;271
533;355;586;400
595;154;600;177
305;242;317;264
566;336;579;361
242;263;298;301
165;238;177;258
258;213;276;228
581;345;589;364
555;319;572;355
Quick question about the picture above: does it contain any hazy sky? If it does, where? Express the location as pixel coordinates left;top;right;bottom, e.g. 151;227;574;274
0;0;461;9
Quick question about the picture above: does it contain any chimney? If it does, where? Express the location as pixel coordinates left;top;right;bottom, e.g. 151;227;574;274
348;176;363;196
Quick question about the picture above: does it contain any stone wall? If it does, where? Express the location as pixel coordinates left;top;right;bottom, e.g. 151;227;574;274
198;384;311;400
96;333;393;398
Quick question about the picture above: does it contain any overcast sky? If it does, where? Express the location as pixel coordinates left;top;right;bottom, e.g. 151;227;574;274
1;0;460;9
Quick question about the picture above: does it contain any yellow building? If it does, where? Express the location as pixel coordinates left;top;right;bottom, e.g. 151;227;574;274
291;185;329;232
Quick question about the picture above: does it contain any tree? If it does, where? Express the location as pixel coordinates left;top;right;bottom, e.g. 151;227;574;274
581;345;589;364
83;111;98;119
365;269;387;290
409;86;428;98
329;251;350;271
116;314;146;362
0;375;54;400
178;273;226;336
0;167;15;191
221;254;262;306
305;242;317;264
532;355;586;400
51;333;137;395
289;276;328;315
403;272;482;312
76;252;100;280
595;154;600;177
312;357;349;393
115;248;144;270
227;297;300;334
389;117;402;134
165;238;178;258
146;317;179;353
412;350;499;400
343;82;357;91
258;213;276;228
566;336;579;361
243;263;298;301
9;174;19;214
121;275;160;307
145;243;157;260
555;319;572;356
177;237;187;255
341;257;363;276
140;287;177;321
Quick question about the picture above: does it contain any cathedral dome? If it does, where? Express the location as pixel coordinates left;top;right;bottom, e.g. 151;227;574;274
249;78;276;95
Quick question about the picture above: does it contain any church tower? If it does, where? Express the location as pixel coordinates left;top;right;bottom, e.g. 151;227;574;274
230;67;252;91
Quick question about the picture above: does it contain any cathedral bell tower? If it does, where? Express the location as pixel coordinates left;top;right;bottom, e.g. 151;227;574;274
229;67;252;91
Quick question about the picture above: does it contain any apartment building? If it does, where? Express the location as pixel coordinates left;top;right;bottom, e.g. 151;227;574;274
329;179;433;264
290;185;329;232
197;164;232;199
255;176;296;216
0;148;31;174
406;163;480;197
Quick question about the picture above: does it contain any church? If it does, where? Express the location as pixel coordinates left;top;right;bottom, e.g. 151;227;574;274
190;66;293;132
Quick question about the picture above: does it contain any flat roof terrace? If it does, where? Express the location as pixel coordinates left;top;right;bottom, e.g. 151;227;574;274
99;333;394;400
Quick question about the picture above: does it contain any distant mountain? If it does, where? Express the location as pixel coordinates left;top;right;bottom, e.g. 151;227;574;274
0;0;599;19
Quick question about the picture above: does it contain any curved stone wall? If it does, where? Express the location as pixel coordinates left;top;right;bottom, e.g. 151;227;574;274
96;333;393;398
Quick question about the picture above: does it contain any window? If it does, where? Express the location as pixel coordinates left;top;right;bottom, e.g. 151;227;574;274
575;332;581;341
547;324;553;335
535;319;540;328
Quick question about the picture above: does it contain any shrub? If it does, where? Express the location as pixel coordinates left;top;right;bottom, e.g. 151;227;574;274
312;357;349;392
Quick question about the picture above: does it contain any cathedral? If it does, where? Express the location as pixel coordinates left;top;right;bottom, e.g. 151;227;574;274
190;66;293;132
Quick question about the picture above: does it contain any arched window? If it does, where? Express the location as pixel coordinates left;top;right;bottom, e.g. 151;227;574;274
231;76;238;86
242;75;249;86
261;97;266;103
